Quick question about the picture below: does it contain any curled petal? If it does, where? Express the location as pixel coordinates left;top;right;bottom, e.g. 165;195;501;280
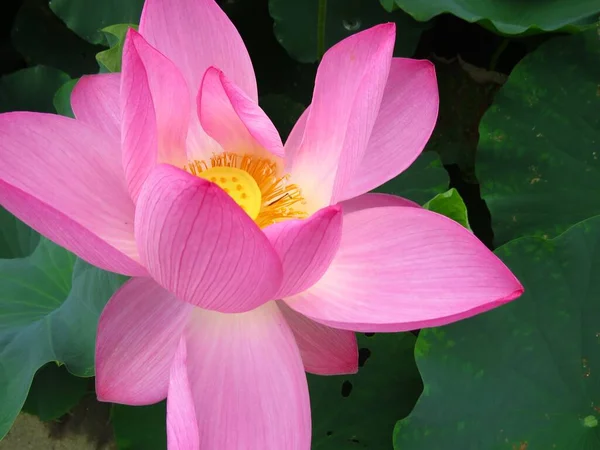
121;29;189;201
198;67;283;159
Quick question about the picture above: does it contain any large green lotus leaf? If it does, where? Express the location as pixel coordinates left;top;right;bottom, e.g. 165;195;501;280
21;363;89;421
382;0;600;35
0;65;71;114
311;332;422;449
269;0;428;63
477;29;600;246
49;0;144;45
110;334;421;449
0;239;126;439
376;152;449;205
394;215;600;449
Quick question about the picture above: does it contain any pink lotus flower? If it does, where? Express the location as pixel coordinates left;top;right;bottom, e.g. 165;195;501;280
0;0;523;448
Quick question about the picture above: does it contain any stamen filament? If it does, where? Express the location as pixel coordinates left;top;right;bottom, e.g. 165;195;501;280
185;152;306;227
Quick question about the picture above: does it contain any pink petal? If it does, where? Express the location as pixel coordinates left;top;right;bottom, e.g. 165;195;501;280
341;192;420;215
286;24;395;210
263;205;342;298
95;277;193;404
198;67;284;159
285;194;524;332
184;301;311;450
167;338;199;450
279;302;358;375
71;73;121;142
0;112;144;275
284;108;308;167
139;0;257;101
135;164;283;313
121;29;189;201
339;58;439;200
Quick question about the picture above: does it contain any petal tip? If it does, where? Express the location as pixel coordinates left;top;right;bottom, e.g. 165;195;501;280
507;284;525;302
381;22;396;33
94;378;112;404
125;26;141;41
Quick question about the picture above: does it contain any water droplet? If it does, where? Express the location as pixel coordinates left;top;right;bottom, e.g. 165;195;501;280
342;18;361;31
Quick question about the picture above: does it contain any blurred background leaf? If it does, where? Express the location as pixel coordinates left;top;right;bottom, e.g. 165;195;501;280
53;78;78;118
22;363;90;422
382;0;600;35
0;65;71;113
12;0;102;77
112;402;167;450
259;94;305;141
423;188;471;229
0;207;39;259
96;24;137;72
49;0;144;45
477;29;600;246
376;152;449;205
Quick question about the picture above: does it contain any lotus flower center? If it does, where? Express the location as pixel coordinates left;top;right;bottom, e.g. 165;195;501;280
197;166;262;219
184;152;307;228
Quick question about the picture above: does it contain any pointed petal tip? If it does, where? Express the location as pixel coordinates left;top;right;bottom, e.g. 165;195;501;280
125;26;140;42
506;284;525;302
380;22;396;34
365;22;396;40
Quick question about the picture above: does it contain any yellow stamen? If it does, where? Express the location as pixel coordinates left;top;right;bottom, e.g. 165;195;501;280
185;152;306;227
197;166;262;220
